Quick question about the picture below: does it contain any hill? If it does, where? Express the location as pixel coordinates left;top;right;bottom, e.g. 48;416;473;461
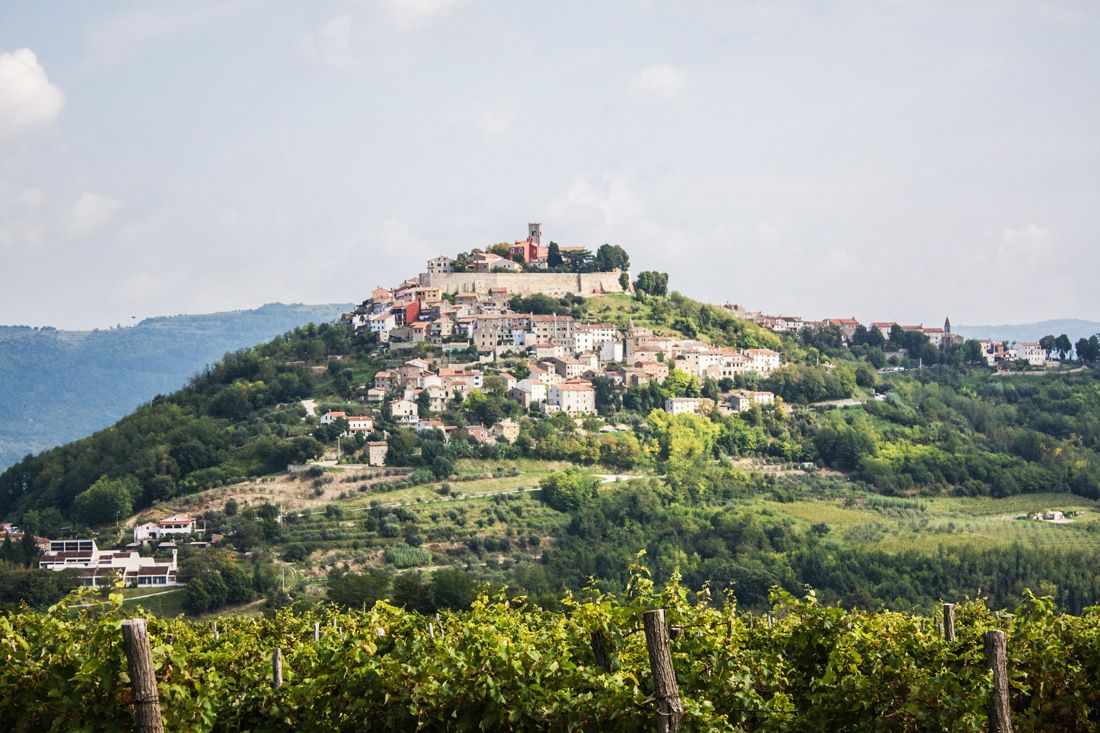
2;283;1100;619
955;318;1100;344
0;303;352;470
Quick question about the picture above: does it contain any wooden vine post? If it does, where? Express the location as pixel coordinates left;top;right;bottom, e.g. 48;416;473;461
272;647;283;689
984;630;1013;733
943;603;956;642
590;629;612;673
120;619;164;733
643;609;684;733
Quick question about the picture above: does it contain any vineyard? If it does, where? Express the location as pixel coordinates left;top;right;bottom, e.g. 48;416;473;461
4;566;1100;733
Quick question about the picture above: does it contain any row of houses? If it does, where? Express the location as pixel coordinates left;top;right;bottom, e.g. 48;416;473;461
732;305;1052;368
38;538;179;587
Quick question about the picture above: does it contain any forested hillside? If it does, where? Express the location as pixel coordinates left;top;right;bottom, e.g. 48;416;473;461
2;289;1100;617
0;303;351;470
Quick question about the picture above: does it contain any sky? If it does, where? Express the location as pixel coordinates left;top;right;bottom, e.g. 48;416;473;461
0;1;1097;330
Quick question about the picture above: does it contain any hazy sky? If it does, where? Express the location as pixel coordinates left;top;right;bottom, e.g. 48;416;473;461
1;1;1097;329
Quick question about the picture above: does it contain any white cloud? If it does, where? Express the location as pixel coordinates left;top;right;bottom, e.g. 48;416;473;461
16;188;45;208
384;0;456;31
0;49;65;140
472;102;513;137
629;64;689;100
997;224;1053;259
300;15;355;68
88;4;250;65
70;191;122;237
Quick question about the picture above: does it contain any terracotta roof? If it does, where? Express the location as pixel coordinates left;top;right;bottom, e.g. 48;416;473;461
555;381;594;391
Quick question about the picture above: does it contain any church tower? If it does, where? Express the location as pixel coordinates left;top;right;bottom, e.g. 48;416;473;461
528;222;542;244
944;316;951;335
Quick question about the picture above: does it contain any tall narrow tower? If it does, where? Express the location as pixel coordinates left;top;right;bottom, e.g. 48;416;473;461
944;316;951;335
528;222;542;244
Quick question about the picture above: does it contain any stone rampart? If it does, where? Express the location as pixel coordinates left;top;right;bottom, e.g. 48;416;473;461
419;270;627;297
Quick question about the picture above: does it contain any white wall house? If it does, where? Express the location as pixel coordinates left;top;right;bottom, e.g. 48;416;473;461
545;380;596;415
39;539;179;587
664;397;714;416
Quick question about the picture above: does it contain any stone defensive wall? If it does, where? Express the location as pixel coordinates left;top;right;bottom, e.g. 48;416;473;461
419;270;627;297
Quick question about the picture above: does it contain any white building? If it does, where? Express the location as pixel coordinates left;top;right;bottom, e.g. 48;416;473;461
664;397;714;416
132;515;198;543
387;399;419;425
365;441;389;466
510;379;547;408
39;539;179;587
1015;342;1047;367
368;313;397;335
742;348;781;375
545;380;597;415
573;323;619;353
725;390;775;412
427;255;456;274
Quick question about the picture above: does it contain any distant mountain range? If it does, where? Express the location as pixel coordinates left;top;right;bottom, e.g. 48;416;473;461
0;303;352;470
955;319;1100;345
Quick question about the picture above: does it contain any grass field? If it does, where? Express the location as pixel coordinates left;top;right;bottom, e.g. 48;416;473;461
756;490;1100;554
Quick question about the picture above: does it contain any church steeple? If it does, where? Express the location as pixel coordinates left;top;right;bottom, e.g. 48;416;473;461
944;316;951;334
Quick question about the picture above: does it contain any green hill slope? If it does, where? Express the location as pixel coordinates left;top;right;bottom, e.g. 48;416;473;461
0;303;351;470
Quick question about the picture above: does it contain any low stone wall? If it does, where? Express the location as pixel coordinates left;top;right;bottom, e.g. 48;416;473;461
420;270;627;297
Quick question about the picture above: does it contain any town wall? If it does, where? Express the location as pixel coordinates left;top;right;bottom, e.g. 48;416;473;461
419;270;627;297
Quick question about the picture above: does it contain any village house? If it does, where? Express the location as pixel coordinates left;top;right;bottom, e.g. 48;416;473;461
664;397;715;416
508;223;549;263
387;399;419;425
470;252;523;273
743;348;781;375
529;314;576;348
39;539;179;588
724;390;776;413
418;384;448;412
527;342;566;360
496;372;518;392
531;363;564;385
545;380;597;415
365;441;389;467
491;418;520;444
827;318;861;342
458;425;492;443
439;367;483;395
509;379;547;408
426;255;456;274
545;355;588;379
871;321;898;339
1015;342;1047;367
132;515;199;544
637;361;670;383
573;323;620;353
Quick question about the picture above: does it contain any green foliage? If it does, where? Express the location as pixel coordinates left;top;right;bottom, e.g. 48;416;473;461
539;468;601;512
72;475;138;526
764;364;856;403
594;243;630;272
0;321;347;521
385;544;433;568
6;578;1100;731
0;567;81;609
327;568;390;608
0;303;350;470
633;270;669;297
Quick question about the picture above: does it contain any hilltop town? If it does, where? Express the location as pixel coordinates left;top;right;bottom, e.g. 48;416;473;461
332;224;782;455
3;222;1098;618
